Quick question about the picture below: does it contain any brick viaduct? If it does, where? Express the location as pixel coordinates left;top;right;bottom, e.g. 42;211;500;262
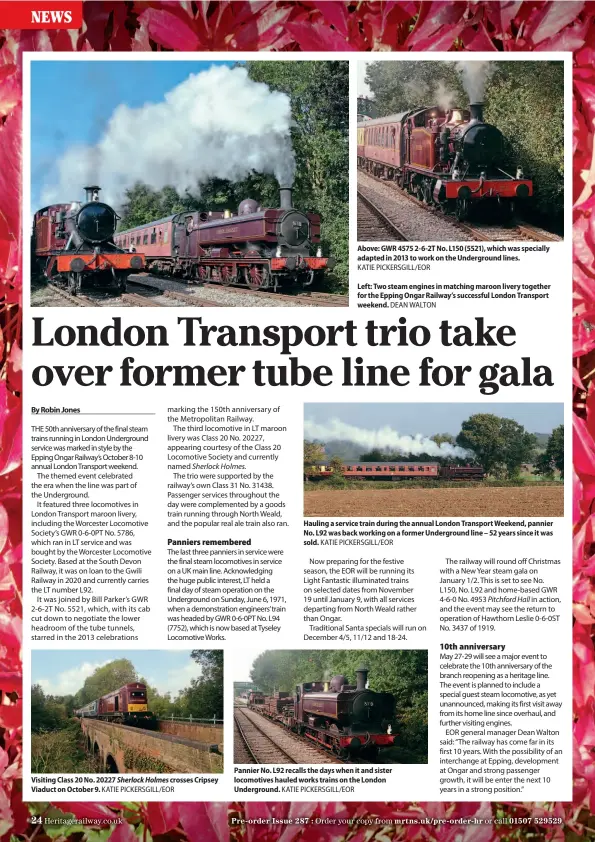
79;719;223;773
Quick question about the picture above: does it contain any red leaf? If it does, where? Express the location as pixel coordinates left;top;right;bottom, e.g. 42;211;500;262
177;803;224;842
146;802;180;835
138;8;201;50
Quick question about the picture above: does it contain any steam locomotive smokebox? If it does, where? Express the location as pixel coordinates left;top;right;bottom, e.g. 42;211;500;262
279;186;293;209
469;102;484;122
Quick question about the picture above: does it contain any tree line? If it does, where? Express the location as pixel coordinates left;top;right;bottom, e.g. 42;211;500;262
118;61;348;292
363;60;564;228
249;649;427;763
31;651;223;733
304;414;564;480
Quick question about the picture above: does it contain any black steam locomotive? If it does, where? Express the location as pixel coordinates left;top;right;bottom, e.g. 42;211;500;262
32;186;145;295
249;666;396;759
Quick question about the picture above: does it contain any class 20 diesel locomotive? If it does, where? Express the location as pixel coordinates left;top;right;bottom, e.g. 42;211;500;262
33;186;144;295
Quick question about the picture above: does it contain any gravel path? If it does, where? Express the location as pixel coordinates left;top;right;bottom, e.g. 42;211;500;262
358;172;473;242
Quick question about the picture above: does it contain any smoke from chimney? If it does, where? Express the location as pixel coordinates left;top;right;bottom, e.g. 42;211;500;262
303;418;473;459
455;61;496;105
42;66;296;208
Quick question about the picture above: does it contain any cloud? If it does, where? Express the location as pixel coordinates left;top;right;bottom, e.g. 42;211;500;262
37;660;109;696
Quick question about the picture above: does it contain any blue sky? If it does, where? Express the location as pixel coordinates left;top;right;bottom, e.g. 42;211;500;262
304;403;564;435
30;59;236;209
31;650;201;697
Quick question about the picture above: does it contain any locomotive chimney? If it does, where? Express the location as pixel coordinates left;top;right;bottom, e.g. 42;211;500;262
84;185;101;202
356;665;369;691
469;102;484;123
279;186;293;210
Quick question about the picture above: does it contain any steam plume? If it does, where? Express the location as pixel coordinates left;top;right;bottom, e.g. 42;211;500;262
455;61;496;103
304;418;472;459
41;66;296;207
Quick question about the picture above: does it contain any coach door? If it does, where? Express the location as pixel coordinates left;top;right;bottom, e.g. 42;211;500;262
176;214;199;258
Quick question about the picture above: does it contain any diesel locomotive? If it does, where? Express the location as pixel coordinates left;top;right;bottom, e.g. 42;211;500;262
74;682;156;729
32;186;145;295
248;666;396;759
357;102;532;220
305;461;486;481
114;186;335;291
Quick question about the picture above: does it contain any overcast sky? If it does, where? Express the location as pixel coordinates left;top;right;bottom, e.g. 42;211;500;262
304;403;563;436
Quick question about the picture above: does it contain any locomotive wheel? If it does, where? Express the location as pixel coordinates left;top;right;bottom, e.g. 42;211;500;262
247;264;269;290
67;272;81;296
422;181;433;205
455;197;470;222
198;265;209;282
220;265;235;286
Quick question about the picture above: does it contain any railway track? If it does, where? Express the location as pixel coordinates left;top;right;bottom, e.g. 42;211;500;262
201;282;348;307
44;279;220;308
358;169;562;243
234;706;346;765
357;190;408;241
234;707;298;764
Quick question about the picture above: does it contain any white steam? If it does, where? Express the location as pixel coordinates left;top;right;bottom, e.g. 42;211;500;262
41;66;296;207
304;418;472;459
455;61;496;104
434;81;456;111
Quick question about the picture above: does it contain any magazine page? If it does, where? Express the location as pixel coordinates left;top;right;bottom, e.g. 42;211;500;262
0;1;589;840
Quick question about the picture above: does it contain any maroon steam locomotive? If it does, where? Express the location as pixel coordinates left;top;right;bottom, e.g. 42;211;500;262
249;666;396;759
357;102;532;221
114;186;335;291
32;186;145;295
305;461;486;481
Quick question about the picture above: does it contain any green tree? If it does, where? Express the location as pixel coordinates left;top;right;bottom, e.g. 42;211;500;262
76;659;138;706
431;433;456;447
31;684;69;733
304;440;325;469
456;413;536;478
535;424;564;477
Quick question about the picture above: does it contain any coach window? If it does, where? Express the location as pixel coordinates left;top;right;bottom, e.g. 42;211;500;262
164;229;169;243
399;466;405;472
151;229;157;244
389;466;396;472
143;233;148;245
356;465;362;472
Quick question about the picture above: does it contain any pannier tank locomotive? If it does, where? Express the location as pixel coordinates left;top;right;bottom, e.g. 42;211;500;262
248;665;396;759
114;186;335;291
